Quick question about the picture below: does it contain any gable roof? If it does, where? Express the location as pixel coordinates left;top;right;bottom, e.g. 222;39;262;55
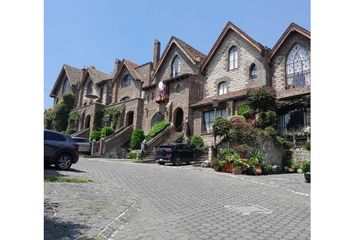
86;66;112;84
201;21;266;72
50;64;82;97
269;23;310;60
113;59;141;83
151;36;206;80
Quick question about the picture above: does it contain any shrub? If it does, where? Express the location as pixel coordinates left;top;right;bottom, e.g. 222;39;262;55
233;144;254;159
145;120;170;141
90;130;101;141
94;109;104;130
255;111;277;129
100;127;114;139
44;108;55;129
130;128;145;150
191;135;204;149
52;93;75;132
229;122;257;146
303;140;310;151
65;128;76;135
248;150;263;167
237;104;255;119
126;151;139;159
213;117;231;138
211;158;222;172
301;160;311;172
228;115;246;125
247;87;276;113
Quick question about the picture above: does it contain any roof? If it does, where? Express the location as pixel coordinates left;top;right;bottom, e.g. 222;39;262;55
201;21;266;72
276;85;311;100
269;23;310;60
113;59;141;83
191;89;248;108
151;36;206;80
50;64;83;97
86;66;112;84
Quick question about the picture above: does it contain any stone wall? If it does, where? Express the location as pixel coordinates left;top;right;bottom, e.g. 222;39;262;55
136;62;152;87
292;148;311;162
116;68;142;102
204;30;268;98
271;31;310;92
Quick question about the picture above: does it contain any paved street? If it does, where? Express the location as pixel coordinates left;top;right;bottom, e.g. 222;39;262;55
45;158;310;240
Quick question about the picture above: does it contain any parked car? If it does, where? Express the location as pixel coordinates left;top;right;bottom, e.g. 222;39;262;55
44;129;79;170
72;137;91;154
155;143;195;166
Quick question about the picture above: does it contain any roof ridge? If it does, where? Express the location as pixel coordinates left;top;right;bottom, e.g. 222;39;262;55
172;36;206;59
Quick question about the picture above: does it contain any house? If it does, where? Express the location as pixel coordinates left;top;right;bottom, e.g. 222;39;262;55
49;21;310;156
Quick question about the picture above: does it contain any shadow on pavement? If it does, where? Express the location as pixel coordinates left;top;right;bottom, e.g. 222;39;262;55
44;199;92;240
44;166;86;177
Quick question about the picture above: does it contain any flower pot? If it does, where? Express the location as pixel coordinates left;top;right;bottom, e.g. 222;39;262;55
255;165;262;175
288;168;295;173
304;172;311;183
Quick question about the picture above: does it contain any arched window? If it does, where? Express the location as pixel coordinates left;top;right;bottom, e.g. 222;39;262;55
286;44;310;88
62;78;68;94
249;63;257;79
120;96;130;102
86;81;93;95
228;46;238;70
122;74;132;87
171;55;181;77
218;81;228;95
176;83;182;93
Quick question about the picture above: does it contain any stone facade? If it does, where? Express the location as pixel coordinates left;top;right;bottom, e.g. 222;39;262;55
49;21;310;153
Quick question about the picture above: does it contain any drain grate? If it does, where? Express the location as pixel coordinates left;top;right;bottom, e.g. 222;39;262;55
224;205;272;215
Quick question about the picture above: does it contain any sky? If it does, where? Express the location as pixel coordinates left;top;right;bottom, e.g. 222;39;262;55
44;0;310;109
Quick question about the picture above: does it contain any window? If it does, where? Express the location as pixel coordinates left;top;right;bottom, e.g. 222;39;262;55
120;96;130;102
86;81;93;95
203;109;227;133
277;108;309;134
122;74;132;87
228;46;238;70
44;131;67;141
62;78;68;94
176;83;182;93
218;81;228;95
249;63;257;79
146;94;150;102
171;55;181;77
286;44;310;88
151;92;155;100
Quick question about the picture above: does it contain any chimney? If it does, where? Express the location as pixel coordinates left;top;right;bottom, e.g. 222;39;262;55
114;58;122;74
153;39;160;70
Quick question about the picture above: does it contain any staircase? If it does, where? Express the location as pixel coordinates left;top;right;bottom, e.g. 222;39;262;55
193;152;209;167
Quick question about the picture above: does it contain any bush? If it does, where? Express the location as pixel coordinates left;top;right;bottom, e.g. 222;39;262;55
65;128;76;135
255;111;277;129
44;108;55;129
247;150;263;167
247;87;276;113
100;127;114;139
130;128;145;150
228;115;246;125
301;160;311;172
191;135;204;149
303;140;310;151
237;104;255;119
126;151;140;159
145;120;170;141
229;122;257;146
90;130;101;141
232;144;254;159
211;158;222;172
52;93;76;132
213;117;231;138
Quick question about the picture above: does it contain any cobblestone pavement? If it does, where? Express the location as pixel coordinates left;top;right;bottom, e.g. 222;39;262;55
45;158;310;240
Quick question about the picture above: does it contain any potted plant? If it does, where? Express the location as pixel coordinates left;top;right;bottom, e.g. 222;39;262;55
248;151;263;175
301;160;311;183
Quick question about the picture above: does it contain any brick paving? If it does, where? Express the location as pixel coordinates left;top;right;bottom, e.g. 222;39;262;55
44;158;310;240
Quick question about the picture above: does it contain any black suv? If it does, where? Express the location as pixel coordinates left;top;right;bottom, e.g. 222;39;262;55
155;143;195;166
44;129;79;170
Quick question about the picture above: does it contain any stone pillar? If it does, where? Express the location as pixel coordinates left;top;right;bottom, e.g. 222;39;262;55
91;139;96;155
99;138;105;157
208;147;213;162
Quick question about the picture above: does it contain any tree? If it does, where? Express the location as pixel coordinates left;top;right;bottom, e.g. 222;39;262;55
44;108;54;129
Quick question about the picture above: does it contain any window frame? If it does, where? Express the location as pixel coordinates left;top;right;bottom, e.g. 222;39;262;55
202;108;228;134
249;63;257;79
228;46;238;70
121;74;132;88
120;96;130;102
218;81;228;95
171;55;181;77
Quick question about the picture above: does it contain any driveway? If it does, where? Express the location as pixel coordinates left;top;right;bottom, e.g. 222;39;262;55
44;158;310;240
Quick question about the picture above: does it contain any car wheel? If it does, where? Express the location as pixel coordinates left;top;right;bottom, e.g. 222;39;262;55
174;156;182;166
55;153;73;170
158;162;165;165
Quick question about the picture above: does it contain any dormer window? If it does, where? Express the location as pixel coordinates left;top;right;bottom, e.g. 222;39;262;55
228;46;238;70
62;78;68;94
122;74;132;87
171;55;181;77
249;63;257;79
286;44;310;88
218;81;228;95
86;81;93;95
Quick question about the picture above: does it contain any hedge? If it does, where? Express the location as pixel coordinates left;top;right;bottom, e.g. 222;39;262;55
145;120;170;142
100;127;114;139
130;128;145;150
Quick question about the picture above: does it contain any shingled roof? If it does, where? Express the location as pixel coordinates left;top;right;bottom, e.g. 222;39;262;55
86;66;112;84
50;64;83;97
191;89;248;108
173;36;206;64
124;59;140;80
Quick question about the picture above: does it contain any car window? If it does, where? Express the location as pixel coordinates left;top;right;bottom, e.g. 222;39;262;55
45;131;67;141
